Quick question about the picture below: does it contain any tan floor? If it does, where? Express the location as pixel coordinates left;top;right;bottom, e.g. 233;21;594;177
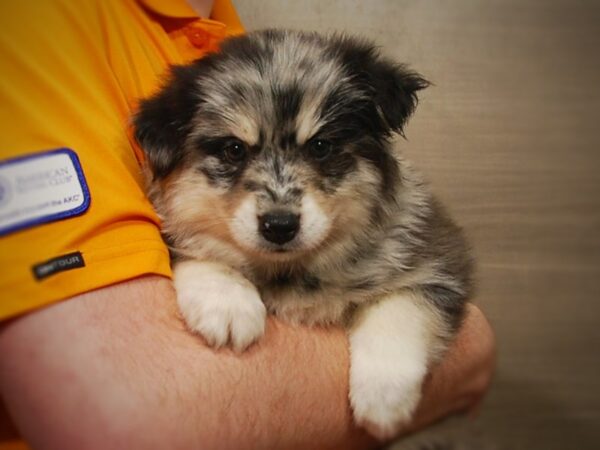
233;1;600;449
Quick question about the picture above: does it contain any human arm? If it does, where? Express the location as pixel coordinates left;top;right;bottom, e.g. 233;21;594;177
0;276;494;450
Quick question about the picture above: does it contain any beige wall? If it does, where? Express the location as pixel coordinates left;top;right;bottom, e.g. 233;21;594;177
233;1;600;448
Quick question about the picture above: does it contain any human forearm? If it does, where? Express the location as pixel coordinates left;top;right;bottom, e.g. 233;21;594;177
0;277;371;449
0;276;494;449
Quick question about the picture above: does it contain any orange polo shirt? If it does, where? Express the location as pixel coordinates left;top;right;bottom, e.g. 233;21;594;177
0;0;243;321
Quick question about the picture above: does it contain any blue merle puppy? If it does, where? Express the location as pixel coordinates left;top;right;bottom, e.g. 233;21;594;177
134;29;473;440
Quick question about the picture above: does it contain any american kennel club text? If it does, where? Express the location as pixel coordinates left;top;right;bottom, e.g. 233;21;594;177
134;30;472;439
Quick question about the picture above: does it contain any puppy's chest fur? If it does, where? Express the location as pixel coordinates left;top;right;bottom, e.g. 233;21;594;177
257;269;356;325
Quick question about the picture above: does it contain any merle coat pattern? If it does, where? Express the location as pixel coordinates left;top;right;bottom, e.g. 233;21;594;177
134;30;473;439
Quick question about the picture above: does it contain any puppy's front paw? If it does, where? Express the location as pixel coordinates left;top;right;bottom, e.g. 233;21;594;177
350;354;425;441
348;292;440;441
174;261;266;352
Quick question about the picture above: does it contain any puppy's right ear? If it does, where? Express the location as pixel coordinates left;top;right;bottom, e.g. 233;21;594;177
133;64;201;178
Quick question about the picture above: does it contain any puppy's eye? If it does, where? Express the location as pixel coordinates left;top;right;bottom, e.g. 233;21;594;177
223;139;248;163
307;139;333;160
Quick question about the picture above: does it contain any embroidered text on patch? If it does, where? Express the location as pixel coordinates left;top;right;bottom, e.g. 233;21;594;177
0;148;90;235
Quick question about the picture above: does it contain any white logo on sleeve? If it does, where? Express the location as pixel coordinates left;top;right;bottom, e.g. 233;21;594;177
0;148;90;236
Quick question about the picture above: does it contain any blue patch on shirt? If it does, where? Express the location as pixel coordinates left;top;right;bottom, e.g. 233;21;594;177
0;148;91;236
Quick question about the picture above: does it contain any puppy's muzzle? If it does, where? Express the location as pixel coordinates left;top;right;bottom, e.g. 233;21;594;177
259;211;300;245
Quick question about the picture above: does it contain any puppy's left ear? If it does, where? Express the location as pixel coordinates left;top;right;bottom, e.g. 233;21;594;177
369;60;429;135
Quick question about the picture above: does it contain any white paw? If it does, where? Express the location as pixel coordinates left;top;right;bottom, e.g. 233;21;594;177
348;292;438;441
174;261;266;352
349;354;425;441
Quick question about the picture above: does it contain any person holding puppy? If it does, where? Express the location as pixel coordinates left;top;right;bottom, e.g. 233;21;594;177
0;0;495;448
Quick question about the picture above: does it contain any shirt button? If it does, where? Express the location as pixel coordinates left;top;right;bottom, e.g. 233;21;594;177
184;27;209;48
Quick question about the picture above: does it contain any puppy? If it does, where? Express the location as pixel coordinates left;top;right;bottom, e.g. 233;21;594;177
134;29;473;440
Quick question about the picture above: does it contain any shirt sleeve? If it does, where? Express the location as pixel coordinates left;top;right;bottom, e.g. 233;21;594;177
0;1;172;320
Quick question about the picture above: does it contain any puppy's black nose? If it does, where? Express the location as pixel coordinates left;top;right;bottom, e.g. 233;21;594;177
259;212;300;245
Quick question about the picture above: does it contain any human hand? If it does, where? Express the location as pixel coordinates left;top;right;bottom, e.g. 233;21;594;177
408;303;497;433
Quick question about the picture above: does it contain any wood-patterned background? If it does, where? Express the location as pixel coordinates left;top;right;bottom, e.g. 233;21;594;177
234;1;600;448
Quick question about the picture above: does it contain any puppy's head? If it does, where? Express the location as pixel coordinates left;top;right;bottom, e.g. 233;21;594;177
134;30;428;261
